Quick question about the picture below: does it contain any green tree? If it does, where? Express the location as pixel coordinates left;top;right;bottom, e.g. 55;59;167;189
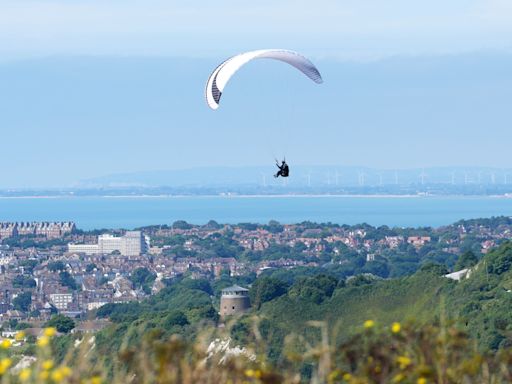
454;251;479;271
362;261;390;278
163;310;189;328
12;292;32;312
130;267;156;294
163;235;186;247
204;220;222;230
418;262;449;276
289;274;338;304
15;322;31;330
181;279;213;295
19;260;38;273
59;271;78;290
12;275;36;288
250;277;289;309
48;261;65;272
172;220;193;230
46;314;76;333
347;274;380;287
293;242;307;253
265;220;284;234
487;243;512;275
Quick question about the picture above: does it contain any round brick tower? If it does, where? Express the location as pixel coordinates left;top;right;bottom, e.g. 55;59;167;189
220;285;251;317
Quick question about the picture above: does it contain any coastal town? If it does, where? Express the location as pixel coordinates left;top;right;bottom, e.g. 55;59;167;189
0;217;510;328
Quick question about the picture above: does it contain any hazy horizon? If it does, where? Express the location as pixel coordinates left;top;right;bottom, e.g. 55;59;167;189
1;1;512;188
1;164;511;191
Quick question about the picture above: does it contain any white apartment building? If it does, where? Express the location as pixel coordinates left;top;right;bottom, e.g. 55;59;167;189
49;293;73;311
66;244;99;255
68;231;149;256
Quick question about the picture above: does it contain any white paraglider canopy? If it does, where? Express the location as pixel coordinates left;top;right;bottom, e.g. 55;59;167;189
205;49;323;110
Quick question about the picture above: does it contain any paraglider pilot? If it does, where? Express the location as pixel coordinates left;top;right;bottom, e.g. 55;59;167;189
274;160;289;178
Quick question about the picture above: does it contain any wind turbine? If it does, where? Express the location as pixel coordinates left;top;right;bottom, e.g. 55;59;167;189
394;170;399;185
334;170;340;186
260;173;267;188
450;171;455;185
419;169;427;186
358;172;366;187
304;171;312;187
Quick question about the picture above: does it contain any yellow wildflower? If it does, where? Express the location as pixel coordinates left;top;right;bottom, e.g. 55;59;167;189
396;356;412;370
37;335;50;347
391;322;401;333
42;359;54;370
19;368;31;381
44;327;57;337
245;369;262;379
0;339;11;349
15;331;26;341
328;370;340;382
51;369;65;382
392;373;405;383
342;373;352;381
417;378;427;384
91;376;102;384
245;369;255;377
39;370;50;380
61;366;72;377
363;320;375;329
0;358;12;374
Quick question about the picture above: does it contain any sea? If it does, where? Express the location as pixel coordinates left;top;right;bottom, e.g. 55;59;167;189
1;195;512;230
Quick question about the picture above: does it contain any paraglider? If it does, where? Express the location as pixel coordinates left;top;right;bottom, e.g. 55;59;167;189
205;49;323;178
205;49;323;110
274;159;289;178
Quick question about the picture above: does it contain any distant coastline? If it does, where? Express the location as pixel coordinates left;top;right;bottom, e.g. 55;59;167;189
0;193;510;199
0;193;511;199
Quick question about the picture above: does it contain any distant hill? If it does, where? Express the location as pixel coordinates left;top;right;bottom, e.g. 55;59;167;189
78;166;512;192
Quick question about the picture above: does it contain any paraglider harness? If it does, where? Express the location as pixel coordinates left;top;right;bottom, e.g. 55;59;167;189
274;159;289;178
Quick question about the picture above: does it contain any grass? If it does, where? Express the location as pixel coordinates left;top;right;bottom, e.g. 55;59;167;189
2;316;512;384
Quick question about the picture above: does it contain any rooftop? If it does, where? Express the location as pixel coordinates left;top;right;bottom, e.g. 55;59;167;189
222;285;249;293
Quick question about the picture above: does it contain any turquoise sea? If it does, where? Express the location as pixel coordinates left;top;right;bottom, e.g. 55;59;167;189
0;195;512;230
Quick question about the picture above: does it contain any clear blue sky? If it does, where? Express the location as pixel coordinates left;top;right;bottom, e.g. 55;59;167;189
0;0;512;187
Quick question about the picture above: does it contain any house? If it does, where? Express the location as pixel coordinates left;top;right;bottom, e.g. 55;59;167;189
407;236;431;247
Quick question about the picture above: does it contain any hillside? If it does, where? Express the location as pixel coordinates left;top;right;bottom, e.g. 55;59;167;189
4;243;512;383
83;242;512;360
232;242;512;359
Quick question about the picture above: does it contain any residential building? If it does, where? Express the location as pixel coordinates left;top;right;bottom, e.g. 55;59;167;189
49;293;73;311
68;231;149;256
0;222;75;239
